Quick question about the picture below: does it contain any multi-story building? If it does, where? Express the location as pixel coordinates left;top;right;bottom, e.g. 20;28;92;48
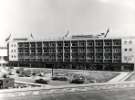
0;43;8;67
8;36;135;71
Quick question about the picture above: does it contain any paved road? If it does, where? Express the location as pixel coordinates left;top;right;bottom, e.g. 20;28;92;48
1;87;135;100
1;80;135;100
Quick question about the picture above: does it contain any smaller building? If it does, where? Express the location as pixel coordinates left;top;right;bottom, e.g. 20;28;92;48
0;78;14;89
0;42;8;67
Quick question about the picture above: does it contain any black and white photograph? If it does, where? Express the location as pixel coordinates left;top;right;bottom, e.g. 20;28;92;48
0;0;135;100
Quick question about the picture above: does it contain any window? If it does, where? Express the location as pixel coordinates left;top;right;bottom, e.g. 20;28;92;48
129;48;132;51
124;56;127;60
129;40;132;44
124;48;127;51
11;50;13;52
124;41;127;44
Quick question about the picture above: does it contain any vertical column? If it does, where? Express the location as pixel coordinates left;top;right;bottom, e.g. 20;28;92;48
94;39;96;63
133;63;135;71
70;40;72;62
55;41;57;62
35;42;37;62
86;40;87;62
111;39;113;63
41;41;43;63
103;39;104;63
63;40;64;62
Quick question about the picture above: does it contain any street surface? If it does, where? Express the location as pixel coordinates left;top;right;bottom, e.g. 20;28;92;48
1;87;135;100
1;80;135;100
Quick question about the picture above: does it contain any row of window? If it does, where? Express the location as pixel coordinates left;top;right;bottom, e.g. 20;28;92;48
124;56;133;61
11;44;16;47
124;48;132;52
18;40;121;48
124;40;132;44
11;55;16;58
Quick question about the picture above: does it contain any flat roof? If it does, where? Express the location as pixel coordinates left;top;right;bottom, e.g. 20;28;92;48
10;36;135;42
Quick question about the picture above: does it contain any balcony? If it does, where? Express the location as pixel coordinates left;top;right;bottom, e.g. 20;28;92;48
95;55;103;61
71;49;78;53
113;60;121;63
71;58;78;62
18;53;24;56
64;49;70;53
87;40;94;47
57;41;63;47
24;53;29;56
95;60;103;63
78;40;86;47
112;48;121;53
49;42;56;47
64;41;70;47
18;43;24;48
104;57;112;60
95;49;103;53
29;52;36;56
104;48;112;53
23;43;29;48
64;58;70;62
95;40;103;47
71;41;78;47
57;49;63;53
104;40;112;47
86;59;94;62
112;39;121;46
57;58;63;62
43;42;49;47
36;52;42;56
104;60;112;63
78;56;86;61
48;49;56;53
78;49;86;53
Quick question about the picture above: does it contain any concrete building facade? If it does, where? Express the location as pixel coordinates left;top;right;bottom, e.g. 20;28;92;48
8;36;135;71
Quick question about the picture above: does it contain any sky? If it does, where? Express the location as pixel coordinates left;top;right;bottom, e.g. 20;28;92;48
0;0;135;42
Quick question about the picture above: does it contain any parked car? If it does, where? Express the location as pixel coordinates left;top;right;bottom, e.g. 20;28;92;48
35;78;48;84
52;74;68;81
70;74;85;84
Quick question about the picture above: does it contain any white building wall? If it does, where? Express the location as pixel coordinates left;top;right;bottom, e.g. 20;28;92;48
122;38;135;63
8;41;18;61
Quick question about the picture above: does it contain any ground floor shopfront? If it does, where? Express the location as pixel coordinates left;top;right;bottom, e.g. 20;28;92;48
8;61;134;71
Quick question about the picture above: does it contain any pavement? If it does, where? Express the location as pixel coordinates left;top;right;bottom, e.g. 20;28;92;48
108;72;130;83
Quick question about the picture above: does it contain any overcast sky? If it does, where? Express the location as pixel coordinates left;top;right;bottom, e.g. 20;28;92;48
0;0;135;42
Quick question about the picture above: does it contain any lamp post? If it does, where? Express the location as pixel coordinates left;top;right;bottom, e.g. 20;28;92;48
52;64;54;77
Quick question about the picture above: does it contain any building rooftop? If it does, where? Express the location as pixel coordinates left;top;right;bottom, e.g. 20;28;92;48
9;34;135;42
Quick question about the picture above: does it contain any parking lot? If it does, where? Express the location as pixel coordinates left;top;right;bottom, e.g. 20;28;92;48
6;67;120;88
